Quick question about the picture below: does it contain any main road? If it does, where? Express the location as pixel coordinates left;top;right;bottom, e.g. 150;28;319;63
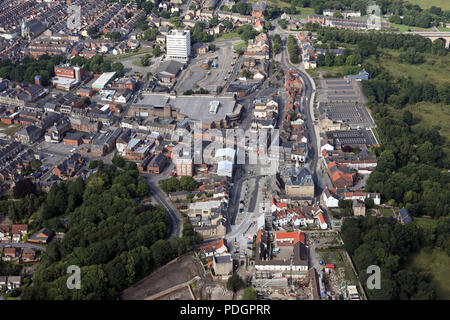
276;33;324;198
143;162;183;239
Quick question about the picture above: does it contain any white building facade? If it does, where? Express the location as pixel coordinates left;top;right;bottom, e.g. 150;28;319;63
166;30;191;62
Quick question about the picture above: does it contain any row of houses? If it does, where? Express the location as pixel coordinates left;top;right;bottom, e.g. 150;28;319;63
0;276;21;291
2;247;40;263
307;14;390;30
272;204;328;230
0;225;53;244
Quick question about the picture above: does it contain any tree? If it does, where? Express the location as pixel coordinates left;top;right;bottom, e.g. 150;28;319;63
140;54;151;67
87;26;99;38
151;240;174;267
278;19;288;29
137;15;149;30
143;28;158;41
210;16;219;27
232;2;252;15
112;155;126;168
30;159;42;171
180;176;196;191
88;160;104;170
242;287;257;300
112;62;124;77
224;20;234;30
227;274;245;292
403;110;413;125
152;45;161;57
161;177;180;193
364;198;375;209
136;179;150;198
287;35;299;64
169;16;182;28
13;179;36;199
192;22;213;43
105;31;122;41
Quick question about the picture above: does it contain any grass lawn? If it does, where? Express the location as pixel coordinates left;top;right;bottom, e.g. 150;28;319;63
314;65;362;78
380;208;395;217
215;31;240;40
406;0;450;11
247;0;291;8
389;23;433;32
379;49;450;154
408;248;450;299
437;26;450;31
233;41;247;51
415;217;439;232
293;7;316;19
371;127;381;144
104;48;151;62
379;49;450;86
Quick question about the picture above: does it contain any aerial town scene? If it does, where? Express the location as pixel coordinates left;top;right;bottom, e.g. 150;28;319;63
0;0;449;305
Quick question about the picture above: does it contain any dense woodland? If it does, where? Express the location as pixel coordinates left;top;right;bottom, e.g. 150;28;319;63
341;216;450;299
4;163;202;299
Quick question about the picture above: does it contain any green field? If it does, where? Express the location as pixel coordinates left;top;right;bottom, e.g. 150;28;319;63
104;48;151;62
380;208;396;217
293;7;316;19
379;49;450;153
310;64;362;79
380;49;450;85
389;102;450;154
215;32;240;40
408;248;450;299
233;41;247;51
247;0;291;8
437;26;450;31
415;217;439;231
406;0;450;11
389;23;433;32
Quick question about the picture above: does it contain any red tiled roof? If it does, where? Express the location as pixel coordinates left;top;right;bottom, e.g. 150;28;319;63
318;212;325;224
275;231;305;244
328;161;337;169
12;224;28;235
276;202;288;208
200;238;225;251
326;264;335;269
256;229;262;244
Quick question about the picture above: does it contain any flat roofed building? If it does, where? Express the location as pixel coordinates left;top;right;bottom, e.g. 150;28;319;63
92;72;117;90
175;157;193;176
